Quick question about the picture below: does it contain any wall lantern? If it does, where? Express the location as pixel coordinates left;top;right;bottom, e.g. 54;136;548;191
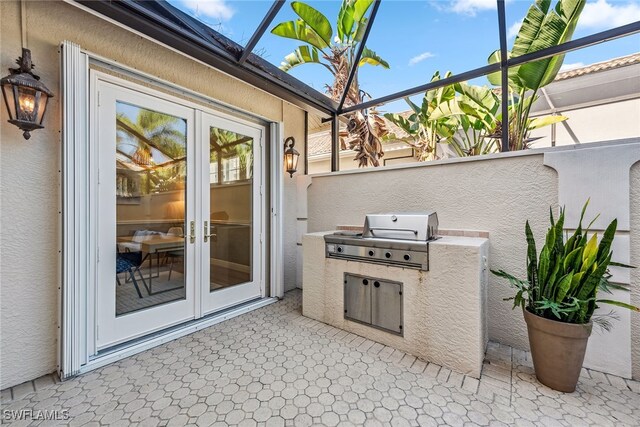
284;136;300;178
1;48;53;140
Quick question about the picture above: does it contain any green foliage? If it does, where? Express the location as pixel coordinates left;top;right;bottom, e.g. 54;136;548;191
492;200;639;326
384;73;500;160
271;0;388;75
271;0;390;168
487;0;584;150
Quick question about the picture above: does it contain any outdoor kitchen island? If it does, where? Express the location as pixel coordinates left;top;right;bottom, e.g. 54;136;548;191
302;224;489;378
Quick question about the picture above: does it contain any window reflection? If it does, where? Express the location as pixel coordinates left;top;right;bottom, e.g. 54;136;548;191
209;126;254;291
115;102;188;316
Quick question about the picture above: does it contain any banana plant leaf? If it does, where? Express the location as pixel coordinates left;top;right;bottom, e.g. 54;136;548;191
271;19;329;50
528;115;568;129
279;46;332;72
359;47;390;68
291;1;333;47
337;0;373;42
515;0;586;91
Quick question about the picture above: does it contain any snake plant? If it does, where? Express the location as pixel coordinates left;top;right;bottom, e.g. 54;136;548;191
492;200;639;328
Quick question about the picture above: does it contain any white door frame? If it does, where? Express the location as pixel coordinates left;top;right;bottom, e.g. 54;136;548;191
199;112;266;315
94;79;198;350
61;41;285;379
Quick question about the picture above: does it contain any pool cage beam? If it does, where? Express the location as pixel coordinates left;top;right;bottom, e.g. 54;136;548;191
497;0;510;153
77;0;640;164
337;0;382;112
331;114;340;172
340;20;640;115
337;13;640;154
238;0;285;65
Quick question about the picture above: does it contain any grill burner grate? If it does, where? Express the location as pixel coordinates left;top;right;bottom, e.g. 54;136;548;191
324;212;438;270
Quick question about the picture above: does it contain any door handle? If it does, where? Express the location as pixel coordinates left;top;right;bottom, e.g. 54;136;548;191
189;220;196;244
204;221;216;242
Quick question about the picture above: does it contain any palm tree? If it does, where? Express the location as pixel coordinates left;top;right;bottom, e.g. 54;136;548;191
116;109;187;163
116;107;187;193
271;0;390;167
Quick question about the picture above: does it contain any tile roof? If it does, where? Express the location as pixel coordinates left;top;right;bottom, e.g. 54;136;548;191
308;115;411;156
554;52;640;81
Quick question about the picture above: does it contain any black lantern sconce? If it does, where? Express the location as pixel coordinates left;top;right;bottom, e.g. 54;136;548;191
1;48;53;140
284;136;300;178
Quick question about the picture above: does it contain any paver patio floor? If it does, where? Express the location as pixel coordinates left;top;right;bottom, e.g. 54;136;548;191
2;289;639;426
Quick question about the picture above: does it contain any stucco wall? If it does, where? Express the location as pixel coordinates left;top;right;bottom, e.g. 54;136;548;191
529;99;640;147
632;162;640;379
307;146;640;379
307;153;558;354
0;0;305;389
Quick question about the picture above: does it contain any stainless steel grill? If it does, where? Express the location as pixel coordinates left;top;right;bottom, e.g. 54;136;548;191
325;212;438;270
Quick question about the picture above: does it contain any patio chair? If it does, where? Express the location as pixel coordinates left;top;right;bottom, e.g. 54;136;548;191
166;226;184;281
116;251;147;298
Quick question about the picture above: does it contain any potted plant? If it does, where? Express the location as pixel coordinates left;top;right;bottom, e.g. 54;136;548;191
492;201;638;392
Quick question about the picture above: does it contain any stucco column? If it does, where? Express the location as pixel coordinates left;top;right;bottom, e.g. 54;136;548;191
544;141;640;379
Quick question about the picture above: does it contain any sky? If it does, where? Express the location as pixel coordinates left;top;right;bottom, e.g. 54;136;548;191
168;0;640;112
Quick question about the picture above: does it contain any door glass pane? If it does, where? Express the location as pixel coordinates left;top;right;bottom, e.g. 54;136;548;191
115;101;187;316
208;126;253;292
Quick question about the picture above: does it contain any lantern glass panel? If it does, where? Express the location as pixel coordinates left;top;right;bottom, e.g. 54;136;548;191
2;83;16;120
284;149;299;175
15;86;38;122
36;92;49;125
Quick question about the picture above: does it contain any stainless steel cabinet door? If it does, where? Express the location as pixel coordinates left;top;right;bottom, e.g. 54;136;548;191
372;280;403;335
344;274;371;324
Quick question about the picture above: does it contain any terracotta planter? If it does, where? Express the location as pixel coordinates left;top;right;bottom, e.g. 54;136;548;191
523;308;592;393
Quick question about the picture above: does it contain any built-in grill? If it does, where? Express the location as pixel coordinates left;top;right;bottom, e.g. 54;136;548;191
324;212;439;271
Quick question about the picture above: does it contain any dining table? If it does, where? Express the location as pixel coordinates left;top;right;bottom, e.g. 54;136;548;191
117;235;185;295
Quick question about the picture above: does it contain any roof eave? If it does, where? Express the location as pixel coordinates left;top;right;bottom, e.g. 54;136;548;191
75;0;338;117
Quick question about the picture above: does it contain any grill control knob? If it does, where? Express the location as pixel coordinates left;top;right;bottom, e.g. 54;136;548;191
385;252;392;259
374;281;380;288
404;254;411;261
368;250;375;256
362;279;369;286
337;246;343;253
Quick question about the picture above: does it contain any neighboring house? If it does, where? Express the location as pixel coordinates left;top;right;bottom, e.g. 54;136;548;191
528;53;640;147
307;120;418;174
308;53;640;173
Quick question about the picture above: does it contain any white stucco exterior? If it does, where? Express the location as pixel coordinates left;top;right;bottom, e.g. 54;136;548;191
303;232;489;378
0;0;305;389
305;140;640;380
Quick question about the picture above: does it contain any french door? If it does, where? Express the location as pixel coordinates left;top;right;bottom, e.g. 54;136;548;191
95;78;264;350
199;113;264;314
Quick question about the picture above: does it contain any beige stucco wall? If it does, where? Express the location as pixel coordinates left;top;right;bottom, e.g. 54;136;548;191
303;232;489;377
530;99;640;147
307;154;559;354
309;146;416;174
0;0;305;389
631;162;640;379
307;148;640;379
